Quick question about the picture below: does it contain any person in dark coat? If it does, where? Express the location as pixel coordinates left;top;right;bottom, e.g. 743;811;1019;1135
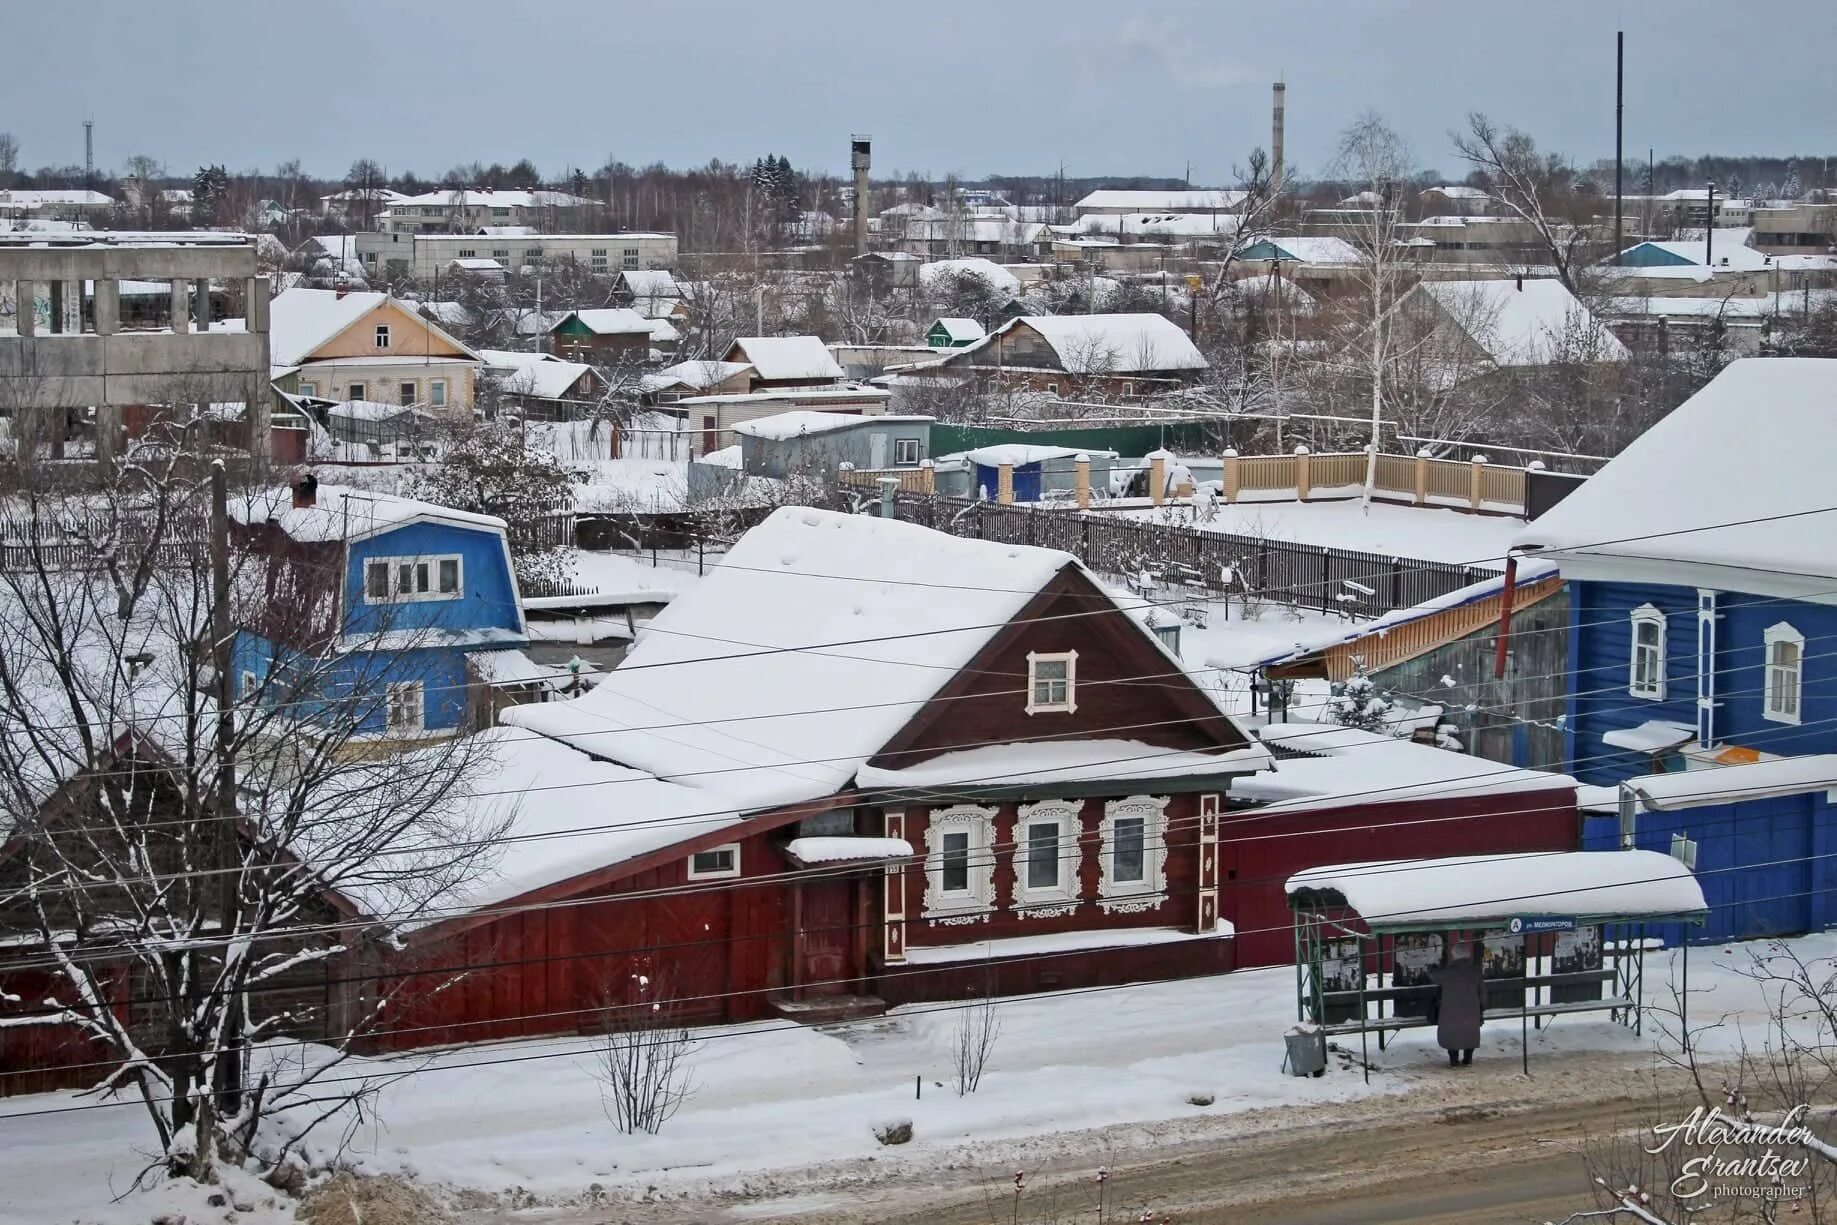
1428;944;1484;1066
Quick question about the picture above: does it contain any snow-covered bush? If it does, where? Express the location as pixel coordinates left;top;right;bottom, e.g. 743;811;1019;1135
1327;661;1395;733
874;1118;914;1145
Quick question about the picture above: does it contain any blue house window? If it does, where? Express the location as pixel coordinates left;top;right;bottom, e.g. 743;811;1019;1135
385;681;425;733
365;554;462;603
1763;622;1804;725
1629;604;1667;700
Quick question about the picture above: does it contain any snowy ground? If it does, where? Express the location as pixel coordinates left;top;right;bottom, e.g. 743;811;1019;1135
1112;497;1522;569
5;934;1825;1224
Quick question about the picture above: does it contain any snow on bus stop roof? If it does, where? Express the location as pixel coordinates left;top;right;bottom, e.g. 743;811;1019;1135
1285;850;1707;929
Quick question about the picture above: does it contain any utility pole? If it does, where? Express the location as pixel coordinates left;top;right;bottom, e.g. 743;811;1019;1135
209;459;241;1112
1613;32;1624;264
83;117;93;194
1705;180;1716;266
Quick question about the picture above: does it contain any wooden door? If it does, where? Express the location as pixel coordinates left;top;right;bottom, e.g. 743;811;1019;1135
797;878;857;997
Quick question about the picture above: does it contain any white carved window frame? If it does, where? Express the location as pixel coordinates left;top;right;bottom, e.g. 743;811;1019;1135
1764;621;1805;725
1011;799;1083;913
1025;650;1078;715
923;804;996;920
1629;604;1667;701
1099;794;1169;913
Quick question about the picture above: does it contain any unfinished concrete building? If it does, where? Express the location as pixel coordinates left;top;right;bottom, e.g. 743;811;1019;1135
0;233;272;462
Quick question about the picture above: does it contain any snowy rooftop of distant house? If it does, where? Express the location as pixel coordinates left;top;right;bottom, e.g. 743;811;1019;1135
931;317;985;342
1075;189;1247;212
1514;358;1837;599
451;257;504;271
388;188;595;210
941;443;1117;468
268;287;477;368
640;360;754;394
559;307;652;336
502;507;1262;813
1414;278;1630;366
232;483;506;543
994;313;1209;373
1422;185;1491;200
481;352;596;400
321;187;408;203
725;336;845;382
618;269;682;298
476;225;538;237
324;399;434;424
1234;723;1572;813
1615;228;1768;271
917;258;1022;297
1242;236;1363;264
733;411;931;441
0;189;115;208
1285;849;1707;928
1073;213;1246;239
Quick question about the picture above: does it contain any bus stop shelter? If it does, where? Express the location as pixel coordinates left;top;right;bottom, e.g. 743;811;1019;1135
1285;850;1709;1082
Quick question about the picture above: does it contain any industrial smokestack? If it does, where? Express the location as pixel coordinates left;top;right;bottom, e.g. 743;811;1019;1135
1271;81;1286;196
850;134;872;257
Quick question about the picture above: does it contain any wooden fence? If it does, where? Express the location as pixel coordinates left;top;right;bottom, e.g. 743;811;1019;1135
889;497;1497;616
1219;449;1529;513
838;466;936;495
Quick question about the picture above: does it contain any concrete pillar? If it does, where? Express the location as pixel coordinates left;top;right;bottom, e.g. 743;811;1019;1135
61;280;81;333
1222;448;1240;503
47;280;65;334
193;278;212;331
247;376;272;463
93;278;120;336
13;281;34;336
170;279;190;334
246;276;271;334
1074;452;1091;509
996;462;1014;505
1414;447;1431;505
1148;451;1167;506
1469;453;1488;510
1294;445;1311;502
93;406;121;470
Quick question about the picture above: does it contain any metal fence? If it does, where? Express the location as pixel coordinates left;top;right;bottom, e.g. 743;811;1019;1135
889;497;1495;616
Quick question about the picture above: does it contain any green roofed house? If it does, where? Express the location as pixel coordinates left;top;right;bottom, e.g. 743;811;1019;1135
926;317;986;348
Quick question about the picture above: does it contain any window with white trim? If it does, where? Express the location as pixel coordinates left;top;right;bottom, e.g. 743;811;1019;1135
1629;604;1667;700
687;843;740;879
298;380;317;397
1012;800;1081;910
398;381;417;404
363;554;463;603
894;437;921;466
1764;622;1804;724
374;324;391;349
385;681;424;732
923;804;995;918
1026;651;1077;714
430;379;447;407
239;670;258;700
347;381;367;401
1099;795;1169;911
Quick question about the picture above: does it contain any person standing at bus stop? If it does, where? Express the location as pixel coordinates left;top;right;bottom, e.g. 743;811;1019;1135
1429;942;1484;1066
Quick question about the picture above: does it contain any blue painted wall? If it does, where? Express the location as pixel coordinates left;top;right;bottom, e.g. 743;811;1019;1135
343;521;521;639
233;633;479;733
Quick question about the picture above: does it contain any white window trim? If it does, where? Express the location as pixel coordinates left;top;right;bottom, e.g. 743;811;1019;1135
686;843;741;880
239;670;258;700
429;379;447;406
1763;621;1805;725
1026;650;1078;715
385;681;425;733
1011;800;1083;914
363;554;464;604
1098;795;1169;913
374;324;391;350
1629;604;1668;701
923;804;996;921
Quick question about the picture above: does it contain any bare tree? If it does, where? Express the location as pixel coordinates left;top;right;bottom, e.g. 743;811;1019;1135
0;132;18;186
1452;114;1598;292
344;158;388;231
952;988;1001;1096
0;438;507;1184
596;966;697;1135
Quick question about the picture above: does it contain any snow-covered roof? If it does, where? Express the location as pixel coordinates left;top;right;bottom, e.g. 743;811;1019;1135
1235;723;1571;813
726;336;845;382
733;410;931;441
999;313;1209;373
1414;279;1630;367
1073;212;1246;239
476;224;537;237
325;399;432;424
1515;359;1837;599
942;444;1116;468
931;317;986;342
618;269;682;298
645;359;753;392
1578;755;1837;815
1242;236;1363;265
1074;189;1247;212
917;258;1022;297
321;187;408;203
560;307;652;336
231;484;507;544
501;507;1256;813
0;189;115;208
1617;229;1768;271
451;257;505;271
389;188;594;210
487;355;597;401
1422;185;1490;200
1285;849;1707;927
784;836;913;863
855;738;1266;791
268;288;393;367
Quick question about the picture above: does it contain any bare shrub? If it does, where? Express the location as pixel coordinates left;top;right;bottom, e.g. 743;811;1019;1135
953;991;1002;1096
596;969;697;1135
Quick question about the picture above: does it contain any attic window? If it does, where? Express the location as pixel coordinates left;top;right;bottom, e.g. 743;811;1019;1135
687;844;740;880
374;324;391;349
365;554;463;603
1026;651;1077;715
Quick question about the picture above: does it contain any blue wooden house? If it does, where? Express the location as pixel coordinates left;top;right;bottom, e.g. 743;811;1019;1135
1516;358;1837;942
231;476;528;744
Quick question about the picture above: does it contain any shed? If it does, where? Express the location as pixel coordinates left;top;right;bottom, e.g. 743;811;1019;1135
936;443;1118;502
927;317;986;348
734;411;934;478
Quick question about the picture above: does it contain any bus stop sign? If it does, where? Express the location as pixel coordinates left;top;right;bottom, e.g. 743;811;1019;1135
1508;915;1578;934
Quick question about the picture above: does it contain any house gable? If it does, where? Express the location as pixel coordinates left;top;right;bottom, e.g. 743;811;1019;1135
309;299;473;364
342;519;523;641
870;565;1251;773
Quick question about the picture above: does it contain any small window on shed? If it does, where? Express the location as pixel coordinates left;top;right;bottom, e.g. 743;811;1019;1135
894;437;921;466
687;844;740;879
1026;651;1077;714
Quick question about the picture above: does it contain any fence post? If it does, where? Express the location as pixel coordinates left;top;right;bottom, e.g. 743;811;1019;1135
1222;448;1240;503
1294;446;1311;503
1390;557;1403;609
1147;450;1168;507
997;462;1014;505
1469;453;1488;510
1522;459;1543;517
1074;453;1091;509
1414;447;1430;506
920;458;935;495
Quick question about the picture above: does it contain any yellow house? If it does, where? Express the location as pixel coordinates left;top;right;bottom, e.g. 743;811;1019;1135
269;288;479;410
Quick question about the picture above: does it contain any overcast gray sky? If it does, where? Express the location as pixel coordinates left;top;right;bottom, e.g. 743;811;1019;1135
6;0;1834;184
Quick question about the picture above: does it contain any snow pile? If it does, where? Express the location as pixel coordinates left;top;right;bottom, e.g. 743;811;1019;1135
784;836;913;863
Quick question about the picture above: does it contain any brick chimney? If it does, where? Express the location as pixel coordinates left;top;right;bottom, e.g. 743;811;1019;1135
292;473;318;509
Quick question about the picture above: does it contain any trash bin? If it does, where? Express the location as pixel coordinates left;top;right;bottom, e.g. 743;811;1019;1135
1283;1025;1326;1077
